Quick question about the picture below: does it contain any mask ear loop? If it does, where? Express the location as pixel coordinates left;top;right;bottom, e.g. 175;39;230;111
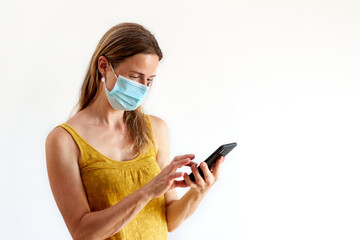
100;59;116;83
109;63;118;79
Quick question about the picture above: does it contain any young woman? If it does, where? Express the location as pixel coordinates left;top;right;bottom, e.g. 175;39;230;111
46;22;224;240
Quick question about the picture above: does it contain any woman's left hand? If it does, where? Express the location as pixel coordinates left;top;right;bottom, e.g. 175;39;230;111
183;156;225;194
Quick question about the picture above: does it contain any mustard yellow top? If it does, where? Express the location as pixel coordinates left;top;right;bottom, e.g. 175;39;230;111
57;114;168;240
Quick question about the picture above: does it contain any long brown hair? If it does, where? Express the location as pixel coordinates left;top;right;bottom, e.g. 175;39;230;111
74;22;163;155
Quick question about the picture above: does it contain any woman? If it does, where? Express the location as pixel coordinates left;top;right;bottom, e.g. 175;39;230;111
46;22;224;240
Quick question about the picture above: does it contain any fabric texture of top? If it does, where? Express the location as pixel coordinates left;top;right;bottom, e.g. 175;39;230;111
57;114;168;240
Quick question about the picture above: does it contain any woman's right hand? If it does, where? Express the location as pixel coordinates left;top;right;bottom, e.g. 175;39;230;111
144;154;195;198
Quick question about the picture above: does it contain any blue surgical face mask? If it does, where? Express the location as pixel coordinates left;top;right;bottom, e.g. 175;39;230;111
104;63;150;111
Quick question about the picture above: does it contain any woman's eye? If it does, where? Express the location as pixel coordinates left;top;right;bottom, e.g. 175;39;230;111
145;80;151;86
130;76;140;79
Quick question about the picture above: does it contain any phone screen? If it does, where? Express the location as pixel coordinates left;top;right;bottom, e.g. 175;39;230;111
186;142;237;182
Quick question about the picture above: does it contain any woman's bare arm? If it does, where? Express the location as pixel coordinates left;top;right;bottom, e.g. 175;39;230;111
46;127;190;240
164;158;224;231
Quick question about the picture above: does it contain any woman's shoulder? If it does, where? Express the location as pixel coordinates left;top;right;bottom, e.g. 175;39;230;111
46;112;85;154
147;114;168;133
46;122;78;150
46;124;80;165
147;114;168;150
46;112;82;168
46;126;69;146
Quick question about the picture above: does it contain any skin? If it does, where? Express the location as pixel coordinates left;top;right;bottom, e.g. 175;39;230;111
46;53;224;240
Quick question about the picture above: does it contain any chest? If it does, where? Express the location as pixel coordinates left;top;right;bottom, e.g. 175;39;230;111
78;125;138;162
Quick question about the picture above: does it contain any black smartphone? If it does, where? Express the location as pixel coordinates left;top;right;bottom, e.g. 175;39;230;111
185;142;237;182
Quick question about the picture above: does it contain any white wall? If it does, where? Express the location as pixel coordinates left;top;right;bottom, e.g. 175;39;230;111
0;0;359;239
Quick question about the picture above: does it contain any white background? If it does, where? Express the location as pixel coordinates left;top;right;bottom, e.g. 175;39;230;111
0;0;359;239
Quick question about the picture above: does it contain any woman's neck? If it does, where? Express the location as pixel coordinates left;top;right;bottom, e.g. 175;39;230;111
85;84;125;128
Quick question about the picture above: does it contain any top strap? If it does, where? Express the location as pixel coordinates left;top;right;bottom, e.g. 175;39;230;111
145;114;157;148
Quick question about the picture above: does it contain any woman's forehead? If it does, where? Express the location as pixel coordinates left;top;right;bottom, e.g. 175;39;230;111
116;54;159;75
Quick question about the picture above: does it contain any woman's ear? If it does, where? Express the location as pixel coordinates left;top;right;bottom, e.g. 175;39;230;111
98;56;109;77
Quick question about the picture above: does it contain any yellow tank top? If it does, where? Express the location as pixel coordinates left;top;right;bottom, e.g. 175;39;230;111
57;114;168;240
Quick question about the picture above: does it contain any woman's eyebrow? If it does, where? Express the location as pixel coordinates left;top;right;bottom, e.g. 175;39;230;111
129;70;156;77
